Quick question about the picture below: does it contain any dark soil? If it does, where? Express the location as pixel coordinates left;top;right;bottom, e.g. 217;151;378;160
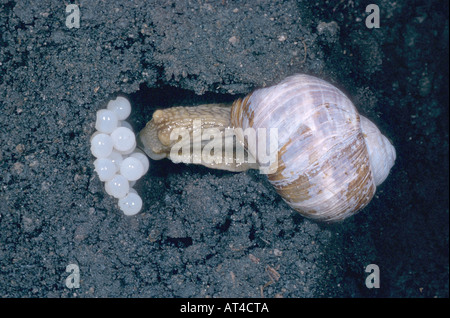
0;0;448;298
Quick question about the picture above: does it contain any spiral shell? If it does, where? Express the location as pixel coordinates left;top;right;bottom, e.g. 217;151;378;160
231;74;395;222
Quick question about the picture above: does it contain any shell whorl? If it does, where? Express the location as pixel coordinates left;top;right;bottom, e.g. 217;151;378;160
231;74;395;222
360;115;396;187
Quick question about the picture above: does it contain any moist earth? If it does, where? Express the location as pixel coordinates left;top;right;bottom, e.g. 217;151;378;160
0;0;448;297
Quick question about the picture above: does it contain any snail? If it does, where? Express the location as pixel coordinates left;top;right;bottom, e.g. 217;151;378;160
137;74;396;222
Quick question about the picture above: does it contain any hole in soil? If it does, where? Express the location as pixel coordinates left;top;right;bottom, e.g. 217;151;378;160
115;83;241;180
125;83;238;135
165;236;193;248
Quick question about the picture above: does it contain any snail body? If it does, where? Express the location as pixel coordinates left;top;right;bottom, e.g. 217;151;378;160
138;74;396;222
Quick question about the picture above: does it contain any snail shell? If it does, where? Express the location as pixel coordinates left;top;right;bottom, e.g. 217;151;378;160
230;74;395;221
138;74;396;222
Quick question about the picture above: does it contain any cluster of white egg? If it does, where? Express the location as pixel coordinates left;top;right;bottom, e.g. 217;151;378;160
90;96;149;216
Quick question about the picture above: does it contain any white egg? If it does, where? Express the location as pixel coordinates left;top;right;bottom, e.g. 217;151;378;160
107;150;124;171
107;96;131;120
120;157;144;181
117;140;136;155
111;127;135;152
130;151;150;174
118;191;143;216
105;174;129;199
94;158;116;181
119;120;134;131
90;133;114;158
89;131;102;143
95;109;119;134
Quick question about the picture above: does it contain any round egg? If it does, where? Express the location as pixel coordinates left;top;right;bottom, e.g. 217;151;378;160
130;151;150;174
111;127;135;152
94;158;117;181
119;120;134;131
107;150;124;171
107;96;131;120
117;140;136;155
105;174;130;199
118;191;143;216
90;133;114;158
95;109;119;134
120;157;144;181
